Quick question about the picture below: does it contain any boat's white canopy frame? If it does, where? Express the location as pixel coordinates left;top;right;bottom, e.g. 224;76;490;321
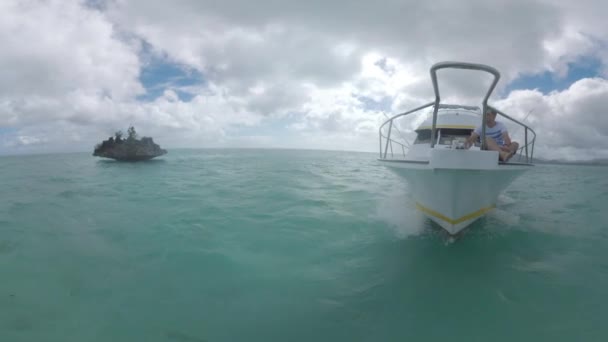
379;61;537;163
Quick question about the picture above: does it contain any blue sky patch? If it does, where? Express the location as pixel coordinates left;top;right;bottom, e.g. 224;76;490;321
358;95;392;112
0;127;17;135
84;0;106;11
138;45;206;102
374;57;396;76
505;56;602;94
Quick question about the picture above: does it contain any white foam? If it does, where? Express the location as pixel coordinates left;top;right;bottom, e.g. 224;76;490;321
497;194;517;206
375;189;426;239
488;207;520;226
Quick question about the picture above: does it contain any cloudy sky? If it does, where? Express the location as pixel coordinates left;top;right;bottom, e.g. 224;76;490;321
1;0;607;160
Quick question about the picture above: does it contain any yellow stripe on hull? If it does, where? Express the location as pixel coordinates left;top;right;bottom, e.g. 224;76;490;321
415;203;495;225
417;124;475;130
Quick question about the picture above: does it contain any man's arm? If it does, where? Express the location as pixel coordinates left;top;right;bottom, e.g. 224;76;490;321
464;132;479;149
502;131;512;146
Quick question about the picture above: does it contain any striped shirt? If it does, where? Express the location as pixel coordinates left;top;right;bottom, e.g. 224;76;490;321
474;122;508;146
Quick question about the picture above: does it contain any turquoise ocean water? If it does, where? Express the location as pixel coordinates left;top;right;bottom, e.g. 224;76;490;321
1;149;607;341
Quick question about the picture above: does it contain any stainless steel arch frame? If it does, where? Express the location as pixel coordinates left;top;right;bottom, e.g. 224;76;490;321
430;61;500;150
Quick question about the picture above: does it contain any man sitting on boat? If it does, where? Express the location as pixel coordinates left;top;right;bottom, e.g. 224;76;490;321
464;109;519;161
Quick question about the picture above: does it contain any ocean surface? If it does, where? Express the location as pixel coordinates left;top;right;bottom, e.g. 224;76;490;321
1;149;607;341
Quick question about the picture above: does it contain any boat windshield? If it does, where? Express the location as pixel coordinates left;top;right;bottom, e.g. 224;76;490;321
414;128;473;145
438;128;472;145
414;130;431;144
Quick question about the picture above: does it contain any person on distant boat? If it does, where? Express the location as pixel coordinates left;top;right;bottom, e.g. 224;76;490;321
464;109;519;161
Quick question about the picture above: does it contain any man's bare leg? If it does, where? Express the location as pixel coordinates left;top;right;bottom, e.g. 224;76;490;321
509;142;519;155
500;142;519;161
484;137;511;161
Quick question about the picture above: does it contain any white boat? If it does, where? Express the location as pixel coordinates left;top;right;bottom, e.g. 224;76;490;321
378;62;536;235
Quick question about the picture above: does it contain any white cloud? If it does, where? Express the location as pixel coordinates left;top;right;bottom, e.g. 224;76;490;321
0;0;607;159
496;78;608;160
0;0;142;133
0;0;142;99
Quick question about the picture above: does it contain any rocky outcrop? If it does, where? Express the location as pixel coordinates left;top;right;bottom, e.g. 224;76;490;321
93;127;167;161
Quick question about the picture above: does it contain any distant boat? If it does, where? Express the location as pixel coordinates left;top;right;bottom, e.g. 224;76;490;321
378;61;536;235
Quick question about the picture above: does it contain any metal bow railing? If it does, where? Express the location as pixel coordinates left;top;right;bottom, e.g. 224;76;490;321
379;61;536;163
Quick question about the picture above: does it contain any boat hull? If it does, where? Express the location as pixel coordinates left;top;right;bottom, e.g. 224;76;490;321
380;150;531;234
